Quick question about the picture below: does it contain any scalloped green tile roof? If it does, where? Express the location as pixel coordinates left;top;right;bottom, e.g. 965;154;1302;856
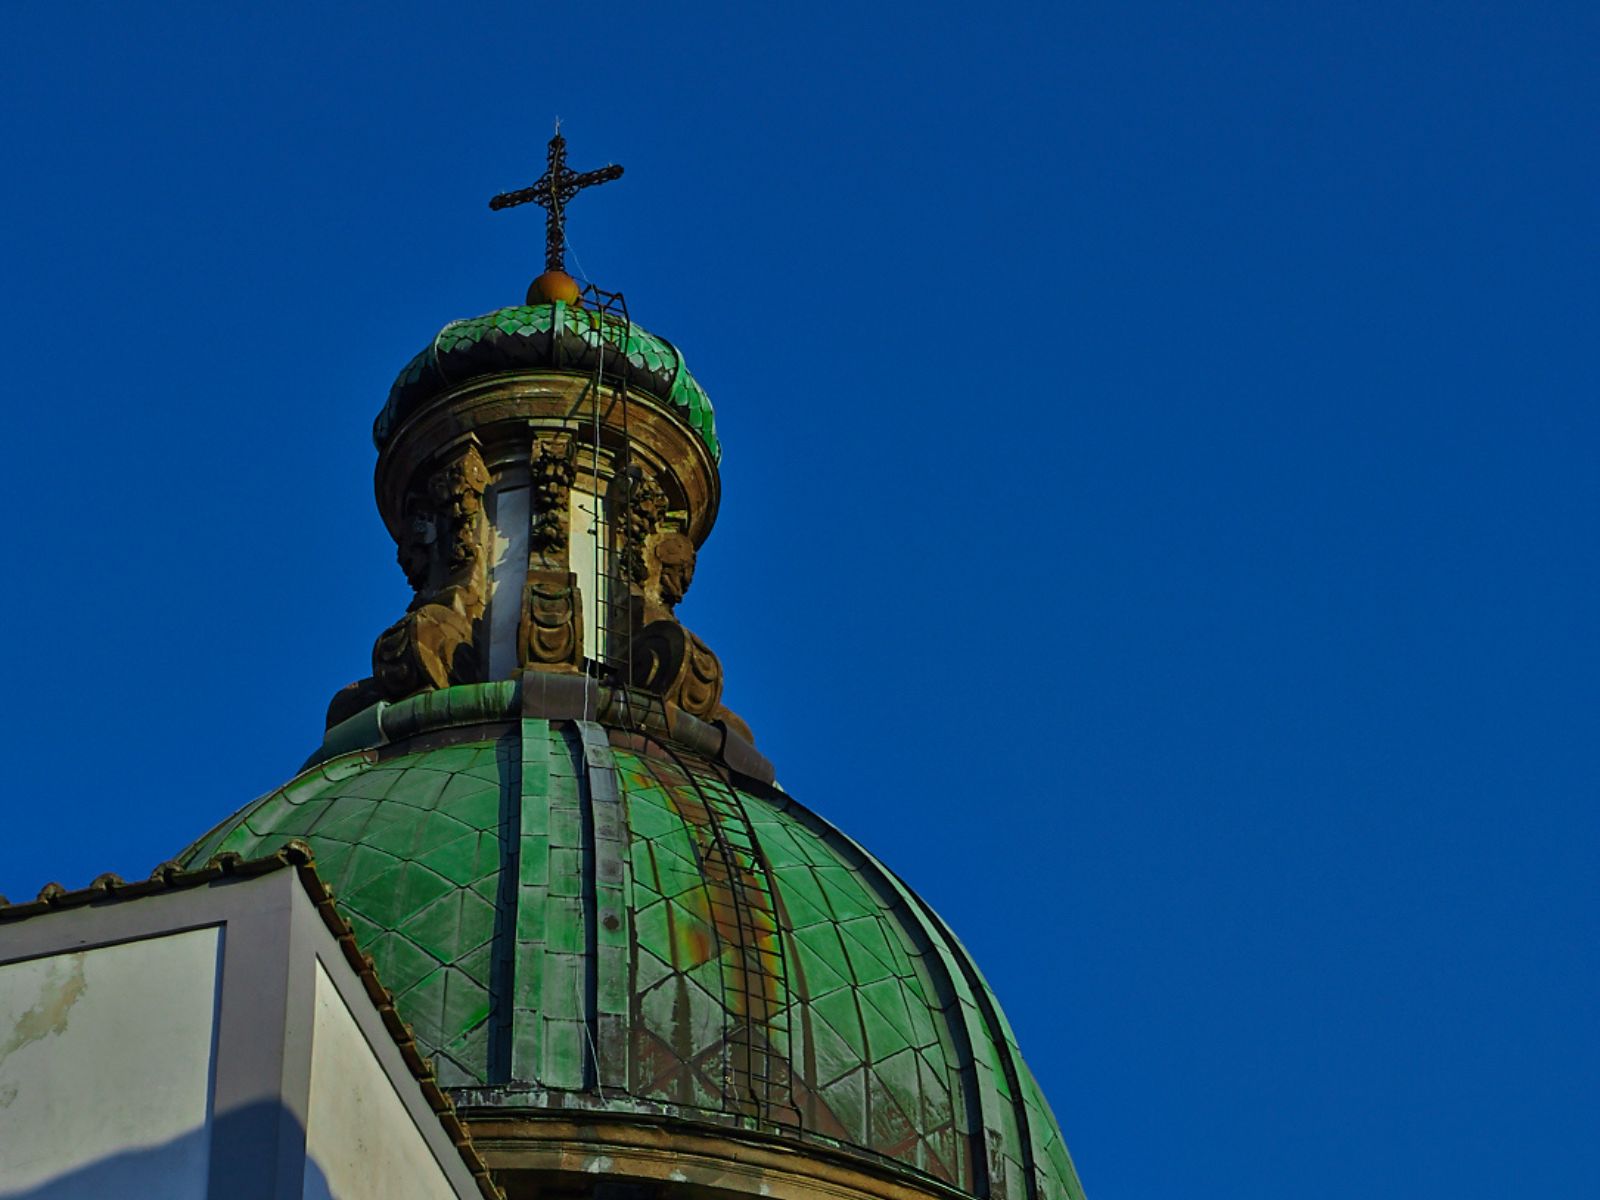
377;302;720;460
181;705;1083;1200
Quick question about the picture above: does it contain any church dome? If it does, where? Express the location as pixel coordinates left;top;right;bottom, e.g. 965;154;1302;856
178;130;1085;1200
182;685;1083;1200
378;302;720;460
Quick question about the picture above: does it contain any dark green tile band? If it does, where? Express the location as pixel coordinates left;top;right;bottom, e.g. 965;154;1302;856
378;303;721;461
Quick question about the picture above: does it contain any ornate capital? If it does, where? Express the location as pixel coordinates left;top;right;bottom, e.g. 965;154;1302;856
429;441;490;577
530;434;577;557
612;465;669;589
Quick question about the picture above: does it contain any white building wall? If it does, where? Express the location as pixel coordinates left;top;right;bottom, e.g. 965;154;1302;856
0;926;220;1199
302;961;456;1200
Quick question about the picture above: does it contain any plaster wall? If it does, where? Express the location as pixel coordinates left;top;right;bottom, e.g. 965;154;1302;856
0;926;220;1199
570;487;609;660
302;961;455;1200
487;475;531;679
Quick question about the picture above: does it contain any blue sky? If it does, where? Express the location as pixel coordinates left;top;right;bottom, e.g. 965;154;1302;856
2;3;1596;1197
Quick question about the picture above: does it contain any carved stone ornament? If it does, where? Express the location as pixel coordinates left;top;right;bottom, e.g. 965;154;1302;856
612;465;669;589
520;434;585;672
629;619;724;721
521;571;583;671
371;604;476;699
651;532;697;616
326;440;490;727
624;526;754;740
530;433;576;554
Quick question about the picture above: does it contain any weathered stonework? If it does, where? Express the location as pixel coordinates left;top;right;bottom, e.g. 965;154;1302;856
630;619;725;720
610;464;669;590
329;314;749;746
520;434;583;672
327;440;490;727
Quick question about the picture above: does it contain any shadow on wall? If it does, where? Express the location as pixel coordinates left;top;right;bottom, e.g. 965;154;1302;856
0;1101;336;1200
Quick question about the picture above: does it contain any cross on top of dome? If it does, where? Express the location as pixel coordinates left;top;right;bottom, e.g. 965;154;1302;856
488;122;624;274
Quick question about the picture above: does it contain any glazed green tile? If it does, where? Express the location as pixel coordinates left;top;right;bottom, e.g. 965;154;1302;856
625;793;684;841
212;824;260;856
769;868;836;930
321;842;393;899
304;800;384;846
415;829;497;885
382;769;454;811
811;988;867;1061
650;847;710;899
633;898;670;959
438;1018;492;1088
837;925;899;987
873;1046;923;1119
380;304;721;460
455;940;495;990
406;743;490;775
595;943;628;1016
547;838;581;875
520;832;550;887
541;1013;585;1090
440;968;491;1035
791;923;852;986
857;985;914;1060
547;805;581;849
309;841;352;888
685;952;728;1009
513;941;544;1012
546;906;583;955
398;887;495;959
357;809;432;859
394;967;450;1046
181;725;1081;1196
903;987;942;1049
677;973;732;1053
641;824;702;871
859;977;920;1049
366;931;439;997
436;777;503;826
548;849;582;898
818;1065;868;1135
634;944;673;995
813;867;882;921
628;836;664;883
244;795;318;837
866;1068;919;1154
351;861;454;928
917;1050;957;1130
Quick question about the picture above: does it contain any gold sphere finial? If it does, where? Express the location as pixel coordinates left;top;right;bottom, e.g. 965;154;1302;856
527;270;581;305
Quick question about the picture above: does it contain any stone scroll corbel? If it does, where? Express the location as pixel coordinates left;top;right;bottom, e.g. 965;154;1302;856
325;440;490;727
626;526;754;743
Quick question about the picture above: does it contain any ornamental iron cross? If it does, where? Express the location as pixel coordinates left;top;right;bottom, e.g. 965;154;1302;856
489;126;624;273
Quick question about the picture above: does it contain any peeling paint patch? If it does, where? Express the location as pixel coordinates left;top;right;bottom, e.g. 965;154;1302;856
584;1155;615;1174
0;952;88;1069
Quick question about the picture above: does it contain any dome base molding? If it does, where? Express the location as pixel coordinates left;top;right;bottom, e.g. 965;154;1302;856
464;1110;966;1200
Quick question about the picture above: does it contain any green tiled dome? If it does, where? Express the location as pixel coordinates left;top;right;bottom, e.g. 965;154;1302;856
181;687;1082;1200
377;302;720;460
